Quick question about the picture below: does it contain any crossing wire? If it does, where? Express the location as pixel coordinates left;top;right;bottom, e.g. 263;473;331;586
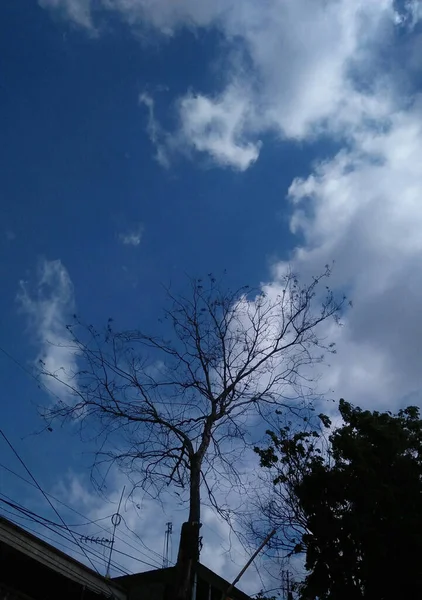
0;428;123;589
0;461;163;569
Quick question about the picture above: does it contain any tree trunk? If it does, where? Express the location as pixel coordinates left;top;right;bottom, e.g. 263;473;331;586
174;459;201;600
188;458;201;525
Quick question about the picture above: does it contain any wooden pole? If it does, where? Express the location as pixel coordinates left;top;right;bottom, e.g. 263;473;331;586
220;529;276;600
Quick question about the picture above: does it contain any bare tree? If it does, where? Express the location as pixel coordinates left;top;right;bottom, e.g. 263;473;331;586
41;267;344;600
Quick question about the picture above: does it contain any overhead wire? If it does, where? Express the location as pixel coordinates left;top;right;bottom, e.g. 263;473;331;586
0;462;162;569
0;344;43;386
0;344;163;571
0;506;131;576
249;586;282;598
0;493;161;571
2;503;157;572
0;462;115;526
0;343;270;590
0;492;103;533
0;427;123;587
0;343;63;405
120;515;165;563
0;337;285;594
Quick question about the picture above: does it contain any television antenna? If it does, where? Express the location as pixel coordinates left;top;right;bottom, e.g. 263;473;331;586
105;486;125;578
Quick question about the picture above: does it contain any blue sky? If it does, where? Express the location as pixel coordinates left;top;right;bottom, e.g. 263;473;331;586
2;0;422;594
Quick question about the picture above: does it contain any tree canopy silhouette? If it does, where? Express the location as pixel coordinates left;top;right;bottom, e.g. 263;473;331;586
255;399;422;599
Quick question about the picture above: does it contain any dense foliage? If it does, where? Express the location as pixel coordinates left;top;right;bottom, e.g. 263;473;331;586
256;400;422;599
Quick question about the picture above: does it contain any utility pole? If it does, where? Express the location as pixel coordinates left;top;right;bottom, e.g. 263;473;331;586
220;529;276;600
163;522;173;568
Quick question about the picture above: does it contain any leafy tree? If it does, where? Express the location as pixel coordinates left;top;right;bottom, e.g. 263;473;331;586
255;400;422;599
40;269;343;600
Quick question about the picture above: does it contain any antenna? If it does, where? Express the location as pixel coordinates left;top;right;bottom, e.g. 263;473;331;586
282;569;293;600
106;486;125;578
163;521;173;568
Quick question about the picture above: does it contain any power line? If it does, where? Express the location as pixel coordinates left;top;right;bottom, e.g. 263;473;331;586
0;508;130;576
0;462;162;569
0;343;63;405
0;462;114;526
0;345;163;572
249;586;282;598
202;521;229;544
0;428;113;581
0;344;42;385
121;515;165;563
0;501;130;574
112;545;159;569
0;494;110;539
0;491;99;532
0;492;161;571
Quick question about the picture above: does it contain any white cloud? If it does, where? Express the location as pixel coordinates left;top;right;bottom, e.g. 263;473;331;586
151;0;397;166
17;259;77;400
39;0;93;30
394;0;422;29
102;0;229;34
140;85;260;171
50;470;268;593
39;0;402;168
118;223;144;246
36;0;422;576
39;0;228;34
177;85;261;171
166;0;395;167
269;96;422;411
139;93;170;168
49;471;167;574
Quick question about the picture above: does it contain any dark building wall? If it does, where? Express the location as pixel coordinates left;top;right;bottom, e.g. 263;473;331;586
127;580;167;600
0;542;107;600
0;516;124;600
114;564;252;600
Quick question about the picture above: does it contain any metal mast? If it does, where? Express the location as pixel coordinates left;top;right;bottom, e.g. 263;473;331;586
163;521;173;568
